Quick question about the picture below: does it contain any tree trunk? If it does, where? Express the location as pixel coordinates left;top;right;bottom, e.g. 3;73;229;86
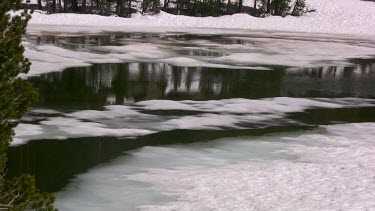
253;0;257;9
82;0;87;13
71;0;78;12
267;0;271;13
292;0;298;15
163;0;167;10
59;0;62;12
45;0;49;12
63;0;67;11
89;0;92;13
116;0;120;14
128;0;132;17
52;0;56;12
237;0;242;13
37;0;42;10
107;1;111;15
117;0;124;16
193;0;198;16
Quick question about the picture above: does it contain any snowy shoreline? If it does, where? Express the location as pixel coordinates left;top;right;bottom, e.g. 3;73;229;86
26;0;375;36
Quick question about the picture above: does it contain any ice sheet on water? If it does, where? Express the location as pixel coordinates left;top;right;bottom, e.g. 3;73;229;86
12;97;375;145
67;105;148;120
127;123;375;211
54;122;375;210
23;41;258;76
135;97;374;113
29;108;61;114
97;44;168;59
12;124;43;146
40;117;154;138
22;30;375;76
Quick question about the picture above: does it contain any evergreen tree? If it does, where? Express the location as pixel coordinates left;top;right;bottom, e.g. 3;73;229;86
0;1;55;210
260;0;269;12
142;0;160;14
52;0;56;12
141;0;150;13
237;0;243;13
271;0;291;16
37;0;42;10
82;0;87;13
71;0;79;12
117;0;126;16
292;0;305;16
153;0;160;14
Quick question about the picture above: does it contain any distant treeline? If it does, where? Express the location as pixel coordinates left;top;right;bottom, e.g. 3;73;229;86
23;0;306;17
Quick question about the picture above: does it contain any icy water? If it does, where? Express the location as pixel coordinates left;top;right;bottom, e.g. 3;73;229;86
7;31;375;210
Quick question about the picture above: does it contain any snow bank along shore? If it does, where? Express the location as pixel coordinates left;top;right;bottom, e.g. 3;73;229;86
26;0;375;36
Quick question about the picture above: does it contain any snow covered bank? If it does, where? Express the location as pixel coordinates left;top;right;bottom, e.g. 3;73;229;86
27;0;375;36
53;122;375;210
13;97;375;145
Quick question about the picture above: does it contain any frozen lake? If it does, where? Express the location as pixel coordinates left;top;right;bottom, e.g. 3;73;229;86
7;31;375;210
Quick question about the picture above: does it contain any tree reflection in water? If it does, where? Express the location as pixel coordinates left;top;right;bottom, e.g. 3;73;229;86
28;59;375;110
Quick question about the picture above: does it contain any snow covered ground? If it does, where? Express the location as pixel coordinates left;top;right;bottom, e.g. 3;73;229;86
54;122;375;210
26;0;375;36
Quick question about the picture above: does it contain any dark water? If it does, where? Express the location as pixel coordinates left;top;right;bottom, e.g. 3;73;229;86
7;33;375;193
28;60;375;109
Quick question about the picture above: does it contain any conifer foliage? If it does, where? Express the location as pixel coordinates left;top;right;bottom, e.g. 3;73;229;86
142;0;160;14
0;0;55;210
271;0;291;16
292;0;306;16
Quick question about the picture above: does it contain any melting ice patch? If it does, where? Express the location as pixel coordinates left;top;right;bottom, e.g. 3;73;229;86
135;97;347;113
29;108;62;114
12;124;43;146
13;97;375;145
41;117;153;138
128;123;375;211
54;123;375;211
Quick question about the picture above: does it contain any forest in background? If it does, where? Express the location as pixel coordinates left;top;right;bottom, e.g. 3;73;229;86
22;0;307;18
